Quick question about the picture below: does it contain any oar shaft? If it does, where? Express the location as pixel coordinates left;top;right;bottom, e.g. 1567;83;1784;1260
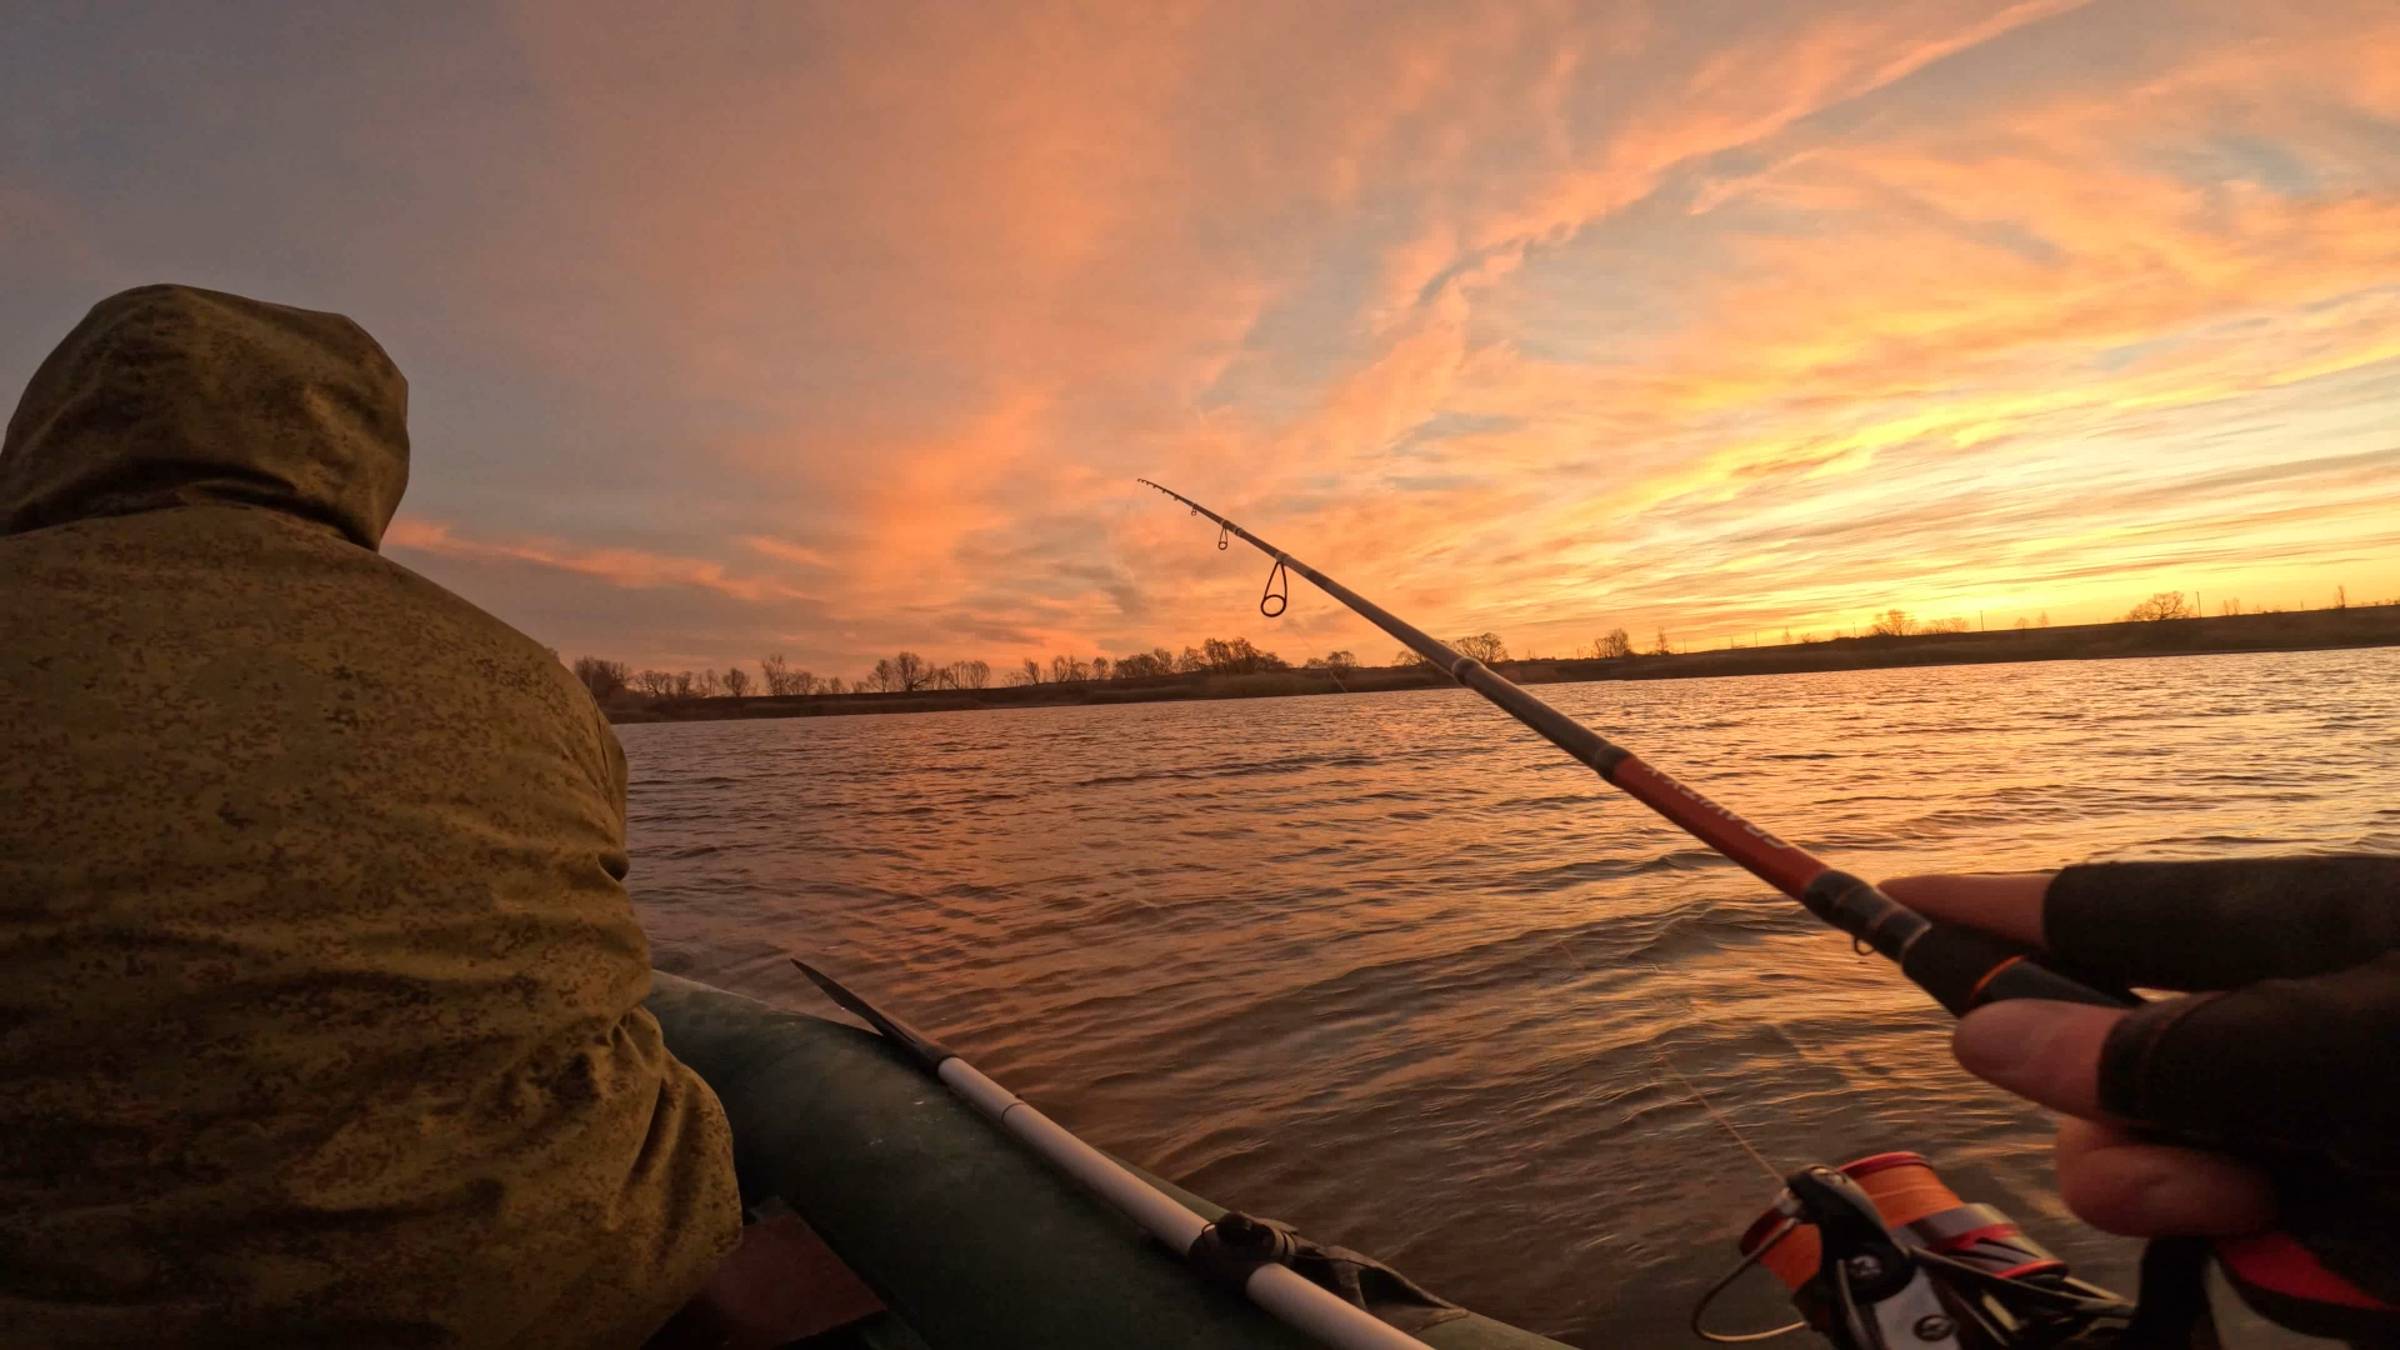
796;960;1428;1350
938;1058;1426;1350
937;1057;1208;1249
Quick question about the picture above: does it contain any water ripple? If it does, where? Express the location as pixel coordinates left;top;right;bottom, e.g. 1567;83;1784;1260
625;648;2395;1347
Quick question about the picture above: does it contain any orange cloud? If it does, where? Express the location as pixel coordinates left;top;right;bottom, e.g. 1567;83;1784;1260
14;3;2394;674
385;518;811;604
741;536;835;570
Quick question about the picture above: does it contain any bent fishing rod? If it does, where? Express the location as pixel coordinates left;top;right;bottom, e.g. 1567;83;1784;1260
1138;480;2400;1347
1136;478;2116;1017
792;959;1431;1350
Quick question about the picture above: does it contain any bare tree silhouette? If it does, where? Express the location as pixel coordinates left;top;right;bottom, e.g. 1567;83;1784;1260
1112;647;1178;678
1453;632;1509;663
2123;591;2192;622
572;656;631;701
759;653;815;696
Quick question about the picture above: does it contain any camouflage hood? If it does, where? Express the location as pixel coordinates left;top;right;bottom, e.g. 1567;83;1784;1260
0;286;737;1344
0;283;409;548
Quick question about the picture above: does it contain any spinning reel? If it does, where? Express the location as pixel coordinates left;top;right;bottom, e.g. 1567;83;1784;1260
1695;1154;2162;1350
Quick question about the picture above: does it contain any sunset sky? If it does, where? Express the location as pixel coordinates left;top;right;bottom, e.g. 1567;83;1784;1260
6;2;2397;679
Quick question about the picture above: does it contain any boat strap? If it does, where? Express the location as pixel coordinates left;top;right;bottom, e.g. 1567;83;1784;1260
1187;1211;1466;1334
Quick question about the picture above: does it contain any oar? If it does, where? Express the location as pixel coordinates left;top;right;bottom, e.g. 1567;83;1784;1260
790;959;1429;1350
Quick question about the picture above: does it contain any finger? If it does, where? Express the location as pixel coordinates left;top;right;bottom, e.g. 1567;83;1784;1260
2053;1116;2277;1237
2097;953;2400;1165
1966;972;2400;1170
1879;873;2051;946
1951;998;2122;1120
2045;856;2400;990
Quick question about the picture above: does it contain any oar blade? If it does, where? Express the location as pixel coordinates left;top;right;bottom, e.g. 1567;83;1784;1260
791;957;955;1068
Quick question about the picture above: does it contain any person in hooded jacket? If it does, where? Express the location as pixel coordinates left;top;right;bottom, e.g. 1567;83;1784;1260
0;285;740;1347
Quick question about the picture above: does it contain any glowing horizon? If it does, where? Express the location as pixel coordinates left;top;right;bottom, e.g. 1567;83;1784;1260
5;3;2397;678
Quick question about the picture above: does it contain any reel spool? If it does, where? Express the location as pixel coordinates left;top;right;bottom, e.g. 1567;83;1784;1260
1696;1153;2137;1349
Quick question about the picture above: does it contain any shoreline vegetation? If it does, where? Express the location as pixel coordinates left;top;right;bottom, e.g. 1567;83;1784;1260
602;602;2400;725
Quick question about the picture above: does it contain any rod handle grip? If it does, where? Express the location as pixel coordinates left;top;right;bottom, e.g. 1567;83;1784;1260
1899;922;2137;1016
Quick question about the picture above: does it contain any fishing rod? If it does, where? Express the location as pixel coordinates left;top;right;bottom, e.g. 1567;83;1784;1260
791;959;1432;1350
1137;479;2397;1350
1135;477;2117;1019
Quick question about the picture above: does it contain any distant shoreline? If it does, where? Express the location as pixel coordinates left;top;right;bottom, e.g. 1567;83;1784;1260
607;604;2400;724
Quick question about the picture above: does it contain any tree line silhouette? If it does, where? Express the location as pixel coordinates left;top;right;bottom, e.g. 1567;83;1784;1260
571;633;1490;704
569;585;2385;705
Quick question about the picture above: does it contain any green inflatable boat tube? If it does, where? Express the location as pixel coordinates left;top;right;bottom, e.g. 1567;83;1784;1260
648;971;1569;1350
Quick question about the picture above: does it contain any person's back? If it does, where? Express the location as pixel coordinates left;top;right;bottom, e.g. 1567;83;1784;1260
0;285;740;1347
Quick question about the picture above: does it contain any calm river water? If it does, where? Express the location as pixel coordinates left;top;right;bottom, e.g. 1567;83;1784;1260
624;649;2398;1347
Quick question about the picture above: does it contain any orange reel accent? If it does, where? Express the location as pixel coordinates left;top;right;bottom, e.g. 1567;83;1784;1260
1739;1153;1964;1291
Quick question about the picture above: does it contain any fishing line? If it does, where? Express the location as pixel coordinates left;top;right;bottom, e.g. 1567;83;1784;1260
1595;951;1800;1342
1652;1048;1785;1187
1642;962;1784;1186
1546;934;1785;1185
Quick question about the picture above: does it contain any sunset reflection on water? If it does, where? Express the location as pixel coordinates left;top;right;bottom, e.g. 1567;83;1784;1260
627;648;2395;1346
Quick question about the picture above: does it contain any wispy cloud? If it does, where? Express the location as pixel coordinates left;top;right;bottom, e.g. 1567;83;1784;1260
4;2;2396;674
386;519;810;605
741;536;835;570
